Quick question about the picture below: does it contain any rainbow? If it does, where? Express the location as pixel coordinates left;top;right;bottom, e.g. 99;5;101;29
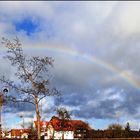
1;44;140;90
29;45;140;90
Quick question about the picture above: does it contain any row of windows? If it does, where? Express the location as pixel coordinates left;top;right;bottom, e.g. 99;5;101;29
76;129;87;132
55;131;73;134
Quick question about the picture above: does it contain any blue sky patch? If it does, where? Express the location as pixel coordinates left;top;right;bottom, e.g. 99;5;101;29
14;18;40;36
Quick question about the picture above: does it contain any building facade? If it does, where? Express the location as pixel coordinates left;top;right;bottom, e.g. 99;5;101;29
10;129;30;139
34;116;92;139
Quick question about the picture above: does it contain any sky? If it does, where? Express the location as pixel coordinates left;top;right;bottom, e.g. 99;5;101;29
1;1;140;130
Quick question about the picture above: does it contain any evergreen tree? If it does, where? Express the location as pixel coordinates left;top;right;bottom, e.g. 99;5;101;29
125;122;131;131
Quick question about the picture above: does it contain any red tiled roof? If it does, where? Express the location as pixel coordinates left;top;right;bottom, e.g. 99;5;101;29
50;116;73;131
34;121;49;128
34;116;92;131
11;129;30;136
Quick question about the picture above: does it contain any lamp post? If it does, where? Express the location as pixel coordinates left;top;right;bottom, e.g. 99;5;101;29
0;87;9;139
19;115;25;129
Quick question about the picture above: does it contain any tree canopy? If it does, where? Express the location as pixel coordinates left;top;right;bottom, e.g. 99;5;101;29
107;123;123;131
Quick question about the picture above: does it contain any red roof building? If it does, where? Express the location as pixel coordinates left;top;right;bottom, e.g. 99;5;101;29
34;116;92;139
11;129;31;138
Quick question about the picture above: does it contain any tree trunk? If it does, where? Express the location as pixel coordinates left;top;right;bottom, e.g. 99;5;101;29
30;76;41;139
62;131;64;140
36;101;41;140
62;120;64;140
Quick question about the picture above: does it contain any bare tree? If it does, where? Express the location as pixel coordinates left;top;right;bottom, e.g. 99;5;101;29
0;37;60;139
125;122;131;132
107;123;123;131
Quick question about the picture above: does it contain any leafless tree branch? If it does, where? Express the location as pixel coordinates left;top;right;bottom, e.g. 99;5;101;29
0;37;60;139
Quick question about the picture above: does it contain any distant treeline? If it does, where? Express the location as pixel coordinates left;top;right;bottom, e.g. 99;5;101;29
87;130;140;138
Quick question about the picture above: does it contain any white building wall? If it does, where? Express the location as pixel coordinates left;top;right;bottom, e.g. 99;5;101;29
41;123;74;139
64;131;74;139
21;133;28;139
54;131;62;139
53;131;74;139
44;130;74;140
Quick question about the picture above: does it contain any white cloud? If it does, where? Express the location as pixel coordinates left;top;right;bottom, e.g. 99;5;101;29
0;1;54;19
72;21;86;37
85;1;117;23
116;2;140;35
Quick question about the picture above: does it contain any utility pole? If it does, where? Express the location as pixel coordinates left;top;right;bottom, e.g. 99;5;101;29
19;115;25;129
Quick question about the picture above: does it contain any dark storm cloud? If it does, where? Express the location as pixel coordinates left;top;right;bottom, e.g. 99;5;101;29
53;69;140;120
73;99;120;119
74;88;140;120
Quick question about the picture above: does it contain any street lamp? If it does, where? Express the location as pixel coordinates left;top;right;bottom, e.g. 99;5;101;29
19;115;25;129
0;86;9;138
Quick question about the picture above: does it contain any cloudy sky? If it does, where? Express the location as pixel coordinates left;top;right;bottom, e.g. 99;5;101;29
1;1;140;130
